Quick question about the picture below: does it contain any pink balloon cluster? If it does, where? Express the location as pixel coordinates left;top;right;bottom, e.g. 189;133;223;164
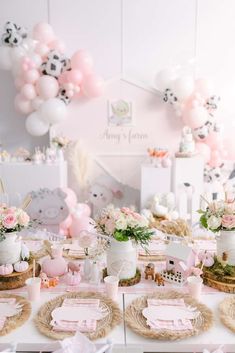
155;68;235;165
0;22;104;136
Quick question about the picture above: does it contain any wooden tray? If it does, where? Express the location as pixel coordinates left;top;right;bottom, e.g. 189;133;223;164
203;270;235;293
0;262;41;290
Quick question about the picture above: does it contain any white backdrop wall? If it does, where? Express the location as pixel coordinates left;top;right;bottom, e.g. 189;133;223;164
0;0;235;158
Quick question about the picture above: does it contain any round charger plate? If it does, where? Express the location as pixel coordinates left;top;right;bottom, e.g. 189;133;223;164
35;291;122;341
125;290;213;340
0;293;31;336
219;296;235;333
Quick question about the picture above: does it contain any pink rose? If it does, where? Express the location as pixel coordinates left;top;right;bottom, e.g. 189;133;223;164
18;211;30;227
2;214;17;229
221;215;235;229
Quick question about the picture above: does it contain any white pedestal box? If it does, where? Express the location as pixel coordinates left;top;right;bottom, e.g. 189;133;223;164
0;161;67;206
172;156;204;224
140;164;171;209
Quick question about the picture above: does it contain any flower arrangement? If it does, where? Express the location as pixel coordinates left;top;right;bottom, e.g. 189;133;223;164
0;204;30;242
96;206;153;246
52;136;70;149
199;196;235;232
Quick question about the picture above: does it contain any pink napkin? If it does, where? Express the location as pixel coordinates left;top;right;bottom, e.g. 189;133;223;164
146;298;193;331
51;298;99;333
0;298;16;331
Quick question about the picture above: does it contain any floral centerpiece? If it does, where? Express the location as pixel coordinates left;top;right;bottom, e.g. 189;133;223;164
96;206;153;279
199;196;235;266
0;204;30;242
0;204;30;265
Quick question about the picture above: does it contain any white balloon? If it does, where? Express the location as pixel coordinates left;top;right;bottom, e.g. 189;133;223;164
172;75;194;100
0;46;12;70
28;53;42;68
21;38;38;53
25;112;49;136
31;96;44;110
10;46;26;64
40;98;67;124
154;68;176;91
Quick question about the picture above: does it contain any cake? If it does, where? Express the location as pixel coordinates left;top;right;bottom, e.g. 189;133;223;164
176;126;196;157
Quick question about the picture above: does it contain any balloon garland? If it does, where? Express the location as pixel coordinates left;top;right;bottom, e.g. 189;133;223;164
0;21;104;136
154;68;235;169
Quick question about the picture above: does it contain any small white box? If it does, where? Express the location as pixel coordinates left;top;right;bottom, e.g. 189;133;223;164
141;164;171;209
0;161;68;205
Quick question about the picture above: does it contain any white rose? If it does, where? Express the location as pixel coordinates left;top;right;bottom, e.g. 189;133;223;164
207;215;222;230
116;217;127;230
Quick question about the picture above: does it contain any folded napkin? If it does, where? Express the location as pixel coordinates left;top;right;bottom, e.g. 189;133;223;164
0;298;16;331
146;298;193;331
51;298;99;333
63;244;85;257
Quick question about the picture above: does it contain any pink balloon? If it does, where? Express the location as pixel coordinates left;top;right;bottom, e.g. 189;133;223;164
82;74;104;98
36;75;59;99
35;43;50;57
71;50;93;74
205;131;223;151
49;39;66;53
209;150;223;167
23;69;40;84
66;69;83;85
69;216;95;238
21;83;37;100
14;76;25;89
195;142;211;163
62;187;77;209
14;94;33;115
58;71;70;85
223;136;235;161
183;106;208;129
195;78;214;98
75;203;91;217
33;22;55;44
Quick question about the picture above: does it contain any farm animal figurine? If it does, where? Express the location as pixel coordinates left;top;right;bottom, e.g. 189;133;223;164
40;272;59;288
154;272;165;286
150;192;179;220
144;263;155;280
27;188;69;234
89;175;139;216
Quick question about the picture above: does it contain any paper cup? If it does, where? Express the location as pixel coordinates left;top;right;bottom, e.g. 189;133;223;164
25;277;41;301
187;276;203;300
51;244;63;258
104;275;119;301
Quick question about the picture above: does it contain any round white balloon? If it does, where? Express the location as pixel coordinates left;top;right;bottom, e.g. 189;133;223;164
154;68;176;91
0;46;12;70
40;98;67;124
172;75;194;100
10;46;26;65
25;112;49;136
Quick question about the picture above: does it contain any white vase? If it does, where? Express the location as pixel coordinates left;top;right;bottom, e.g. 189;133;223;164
0;233;21;265
83;256;92;280
90;262;100;284
106;239;137;279
217;230;235;265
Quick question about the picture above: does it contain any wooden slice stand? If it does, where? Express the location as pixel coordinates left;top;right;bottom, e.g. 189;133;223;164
203;270;235;293
0;262;41;290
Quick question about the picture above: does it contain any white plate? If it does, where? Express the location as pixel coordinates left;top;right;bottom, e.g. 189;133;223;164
142;305;199;321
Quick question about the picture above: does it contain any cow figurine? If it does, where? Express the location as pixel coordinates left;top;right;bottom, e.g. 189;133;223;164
144;263;155;280
155;272;165;286
27;188;69;234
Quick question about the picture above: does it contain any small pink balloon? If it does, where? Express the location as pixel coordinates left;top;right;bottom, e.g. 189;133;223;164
58;71;70;85
183;106;208;129
14;76;25;90
69;216;95;238
23;69;40;84
31;96;44;110
33;22;55;44
49;39;66;53
21;83;37;100
35;43;50;57
62;187;77;209
67;90;74;98
195;142;211;163
75;203;91;217
209;150;223;167
82;74;104;98
64;83;74;90
14;94;33;115
36;75;59;99
66;69;83;85
195;78;214;98
205;131;223;151
71;50;93;74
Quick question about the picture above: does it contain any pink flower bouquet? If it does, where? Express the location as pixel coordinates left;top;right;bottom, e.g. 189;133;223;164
95;205;153;246
0;204;30;242
199;196;235;232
